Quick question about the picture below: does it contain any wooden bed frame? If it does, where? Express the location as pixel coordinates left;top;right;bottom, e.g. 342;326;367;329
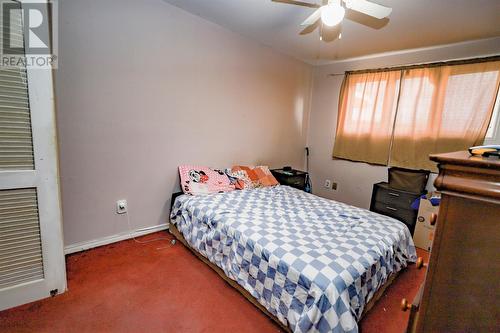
168;221;399;332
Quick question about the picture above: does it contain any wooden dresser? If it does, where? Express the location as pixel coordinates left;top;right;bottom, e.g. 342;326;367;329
404;151;500;332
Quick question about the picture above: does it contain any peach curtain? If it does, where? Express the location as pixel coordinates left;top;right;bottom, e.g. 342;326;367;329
332;70;401;165
391;61;500;171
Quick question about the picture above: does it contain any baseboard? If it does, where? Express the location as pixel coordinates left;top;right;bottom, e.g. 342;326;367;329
64;223;169;255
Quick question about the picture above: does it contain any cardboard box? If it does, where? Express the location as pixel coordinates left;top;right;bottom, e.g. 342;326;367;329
413;193;440;251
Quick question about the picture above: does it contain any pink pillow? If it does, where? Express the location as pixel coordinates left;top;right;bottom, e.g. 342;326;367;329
179;165;234;195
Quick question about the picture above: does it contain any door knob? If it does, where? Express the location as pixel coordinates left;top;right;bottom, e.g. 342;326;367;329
430;213;438;226
416;257;427;269
401;298;412;311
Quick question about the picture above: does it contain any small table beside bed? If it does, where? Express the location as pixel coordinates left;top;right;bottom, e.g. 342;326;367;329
169;185;416;333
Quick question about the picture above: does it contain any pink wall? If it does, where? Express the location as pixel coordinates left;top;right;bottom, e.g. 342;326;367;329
55;0;312;246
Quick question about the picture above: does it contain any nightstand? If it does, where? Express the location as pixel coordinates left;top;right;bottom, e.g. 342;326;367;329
271;169;308;191
369;182;424;235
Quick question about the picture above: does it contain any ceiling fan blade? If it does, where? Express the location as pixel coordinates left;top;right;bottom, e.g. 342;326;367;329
344;0;392;19
300;8;323;26
271;0;320;9
300;19;321;35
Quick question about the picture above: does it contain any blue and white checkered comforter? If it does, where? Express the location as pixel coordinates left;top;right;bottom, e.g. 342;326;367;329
171;186;416;333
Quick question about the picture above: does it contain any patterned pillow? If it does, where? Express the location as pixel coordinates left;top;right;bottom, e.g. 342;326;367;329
229;165;279;189
179;165;234;195
253;166;280;187
226;167;255;190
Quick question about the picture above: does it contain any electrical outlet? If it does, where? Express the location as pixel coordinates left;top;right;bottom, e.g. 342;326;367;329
116;199;127;214
324;179;331;189
332;182;338;190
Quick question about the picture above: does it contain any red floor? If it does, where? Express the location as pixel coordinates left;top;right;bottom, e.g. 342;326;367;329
0;232;428;333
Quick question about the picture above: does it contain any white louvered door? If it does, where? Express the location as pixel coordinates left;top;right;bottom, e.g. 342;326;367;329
0;0;66;310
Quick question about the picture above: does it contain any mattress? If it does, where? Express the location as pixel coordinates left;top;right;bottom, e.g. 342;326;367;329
170;186;416;333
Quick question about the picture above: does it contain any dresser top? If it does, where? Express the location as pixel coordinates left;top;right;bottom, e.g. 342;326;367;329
430;151;500;170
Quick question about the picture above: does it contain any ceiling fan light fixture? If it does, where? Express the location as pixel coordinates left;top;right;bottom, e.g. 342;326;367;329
321;3;345;27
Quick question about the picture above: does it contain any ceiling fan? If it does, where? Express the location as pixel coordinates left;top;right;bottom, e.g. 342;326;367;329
272;0;392;28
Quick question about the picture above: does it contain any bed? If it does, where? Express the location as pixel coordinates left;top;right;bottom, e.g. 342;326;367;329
170;185;416;333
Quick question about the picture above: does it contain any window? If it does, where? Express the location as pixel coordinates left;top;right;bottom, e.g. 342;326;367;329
333;70;400;165
484;90;500;145
346;78;396;133
333;59;500;171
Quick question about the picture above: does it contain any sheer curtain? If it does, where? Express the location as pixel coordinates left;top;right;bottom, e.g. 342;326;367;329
391;61;500;170
333;70;401;165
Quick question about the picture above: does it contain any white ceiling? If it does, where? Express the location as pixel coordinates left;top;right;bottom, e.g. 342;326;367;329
163;0;500;65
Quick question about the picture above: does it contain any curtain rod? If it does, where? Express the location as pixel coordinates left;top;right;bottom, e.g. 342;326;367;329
328;55;500;77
